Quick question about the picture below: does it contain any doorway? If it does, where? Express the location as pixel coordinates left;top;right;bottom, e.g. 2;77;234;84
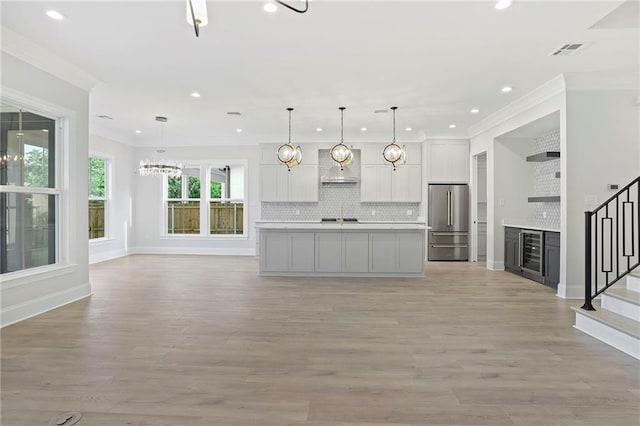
473;152;487;262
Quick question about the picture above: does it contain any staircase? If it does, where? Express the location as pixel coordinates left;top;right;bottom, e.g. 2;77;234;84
574;176;640;359
573;269;640;359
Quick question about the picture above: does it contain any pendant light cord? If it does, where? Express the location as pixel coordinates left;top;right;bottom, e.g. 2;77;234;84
288;108;292;144
339;107;345;143
391;106;397;143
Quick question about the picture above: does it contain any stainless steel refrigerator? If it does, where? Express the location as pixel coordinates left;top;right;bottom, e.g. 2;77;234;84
428;184;469;261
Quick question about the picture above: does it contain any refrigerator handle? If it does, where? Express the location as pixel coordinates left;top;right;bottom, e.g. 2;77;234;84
447;191;451;226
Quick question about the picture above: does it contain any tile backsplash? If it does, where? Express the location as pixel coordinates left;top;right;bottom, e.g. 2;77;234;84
532;129;560;229
261;149;420;222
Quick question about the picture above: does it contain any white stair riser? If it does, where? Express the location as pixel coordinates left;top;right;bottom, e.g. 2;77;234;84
601;294;640;321
574;313;640;360
627;274;640;293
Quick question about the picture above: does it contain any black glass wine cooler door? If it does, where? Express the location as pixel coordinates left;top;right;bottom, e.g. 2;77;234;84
520;230;543;275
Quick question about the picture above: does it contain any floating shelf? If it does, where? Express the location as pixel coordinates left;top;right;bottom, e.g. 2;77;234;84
528;196;560;203
526;151;560;162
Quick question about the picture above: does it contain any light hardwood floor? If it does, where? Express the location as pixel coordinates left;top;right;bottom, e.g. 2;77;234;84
2;255;639;425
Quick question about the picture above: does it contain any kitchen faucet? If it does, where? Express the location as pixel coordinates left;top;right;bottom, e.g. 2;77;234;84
337;202;344;224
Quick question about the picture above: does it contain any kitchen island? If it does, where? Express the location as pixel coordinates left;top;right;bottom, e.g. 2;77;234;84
256;222;426;277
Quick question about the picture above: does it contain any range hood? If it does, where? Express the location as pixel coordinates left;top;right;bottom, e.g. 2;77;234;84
320;166;359;184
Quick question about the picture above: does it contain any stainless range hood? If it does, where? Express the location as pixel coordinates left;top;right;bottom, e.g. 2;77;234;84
320;166;359;184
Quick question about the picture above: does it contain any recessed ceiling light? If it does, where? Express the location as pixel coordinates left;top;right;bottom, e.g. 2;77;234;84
135;130;142;134
360;127;367;132
495;0;512;10
501;86;513;93
42;129;49;133
471;108;480;114
46;10;65;20
190;92;201;98
316;127;323;132
264;2;278;13
405;127;412;132
236;128;243;133
449;124;456;129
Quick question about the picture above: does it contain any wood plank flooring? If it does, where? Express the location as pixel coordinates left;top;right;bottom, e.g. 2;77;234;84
2;255;639;425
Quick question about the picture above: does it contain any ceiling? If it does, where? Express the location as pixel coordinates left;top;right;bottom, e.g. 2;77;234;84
1;1;638;148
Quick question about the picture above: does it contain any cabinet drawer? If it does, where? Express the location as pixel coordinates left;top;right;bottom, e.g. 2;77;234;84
429;232;468;245
505;227;520;240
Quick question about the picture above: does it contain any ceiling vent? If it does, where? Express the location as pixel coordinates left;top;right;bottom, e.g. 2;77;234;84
227;111;241;116
551;43;588;56
97;114;113;120
374;109;388;114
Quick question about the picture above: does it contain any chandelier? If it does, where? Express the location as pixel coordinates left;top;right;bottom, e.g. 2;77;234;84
138;116;182;178
330;107;353;170
382;106;406;170
0;109;25;168
277;107;302;170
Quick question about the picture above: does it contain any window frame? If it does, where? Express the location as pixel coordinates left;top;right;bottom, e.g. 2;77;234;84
88;154;111;242
0;95;67;279
165;164;202;235
161;160;248;240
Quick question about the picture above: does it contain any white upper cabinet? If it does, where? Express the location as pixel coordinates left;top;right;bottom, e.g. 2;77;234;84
259;144;319;202
360;143;422;202
426;140;469;183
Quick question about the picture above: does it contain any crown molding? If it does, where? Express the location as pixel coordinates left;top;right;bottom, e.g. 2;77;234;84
1;27;100;91
467;74;566;139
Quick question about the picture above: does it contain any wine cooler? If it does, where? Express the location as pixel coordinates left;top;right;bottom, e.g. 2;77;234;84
520;230;544;281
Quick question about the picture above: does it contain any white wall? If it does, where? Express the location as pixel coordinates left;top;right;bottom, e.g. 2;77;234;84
561;89;640;298
133;145;259;255
1;52;91;326
89;135;136;264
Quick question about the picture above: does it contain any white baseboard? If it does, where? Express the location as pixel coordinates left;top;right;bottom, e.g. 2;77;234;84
130;246;256;256
487;260;505;271
1;283;92;327
556;282;583;299
89;248;128;264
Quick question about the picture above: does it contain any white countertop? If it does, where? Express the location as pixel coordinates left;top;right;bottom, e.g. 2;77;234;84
256;221;428;230
503;223;560;233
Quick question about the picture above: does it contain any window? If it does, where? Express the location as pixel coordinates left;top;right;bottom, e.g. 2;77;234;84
1;104;58;274
163;162;245;236
209;165;244;235
88;157;108;239
167;165;201;234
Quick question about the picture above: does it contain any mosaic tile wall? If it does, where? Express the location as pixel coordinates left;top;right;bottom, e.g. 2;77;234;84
261;149;420;222
532;129;561;229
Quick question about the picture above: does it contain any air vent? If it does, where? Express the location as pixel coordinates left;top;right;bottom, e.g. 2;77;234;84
551;43;587;56
374;109;388;114
227;111;241;116
97;115;113;120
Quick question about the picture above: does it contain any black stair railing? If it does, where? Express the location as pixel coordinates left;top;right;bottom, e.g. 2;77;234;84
583;176;640;311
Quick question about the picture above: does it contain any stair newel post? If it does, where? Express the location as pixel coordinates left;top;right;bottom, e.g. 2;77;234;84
582;210;596;311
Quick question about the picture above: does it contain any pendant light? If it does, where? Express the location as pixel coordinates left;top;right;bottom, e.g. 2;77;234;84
331;107;353;170
139;116;183;178
383;106;406;171
277;108;302;170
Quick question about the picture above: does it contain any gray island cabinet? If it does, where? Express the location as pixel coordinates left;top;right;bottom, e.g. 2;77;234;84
257;223;426;277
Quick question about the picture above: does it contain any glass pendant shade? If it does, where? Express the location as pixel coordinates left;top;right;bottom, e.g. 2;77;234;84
332;107;353;169
277;108;302;170
383;106;406;170
138;116;183;178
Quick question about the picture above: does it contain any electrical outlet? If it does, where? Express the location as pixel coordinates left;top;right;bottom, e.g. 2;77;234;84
499;198;505;207
295;209;300;215
407;209;412;215
371;209;376;216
